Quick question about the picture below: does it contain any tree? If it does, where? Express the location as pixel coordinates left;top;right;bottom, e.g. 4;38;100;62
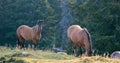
0;0;61;49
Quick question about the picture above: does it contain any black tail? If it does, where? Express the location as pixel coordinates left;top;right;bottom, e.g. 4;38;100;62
83;28;92;56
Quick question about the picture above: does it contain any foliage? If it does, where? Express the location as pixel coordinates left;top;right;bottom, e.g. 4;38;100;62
0;0;61;49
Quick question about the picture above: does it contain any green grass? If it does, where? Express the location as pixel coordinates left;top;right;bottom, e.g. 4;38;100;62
0;47;75;63
0;47;16;57
0;47;120;63
27;50;74;60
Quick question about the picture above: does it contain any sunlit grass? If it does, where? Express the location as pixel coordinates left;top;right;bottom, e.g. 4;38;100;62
0;47;120;63
22;56;120;63
0;47;16;57
27;50;74;60
75;56;120;63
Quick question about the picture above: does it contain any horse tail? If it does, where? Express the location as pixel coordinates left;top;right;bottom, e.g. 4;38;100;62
83;28;92;56
16;30;21;47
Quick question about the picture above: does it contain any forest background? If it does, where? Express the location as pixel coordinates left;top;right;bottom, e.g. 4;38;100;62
0;0;120;54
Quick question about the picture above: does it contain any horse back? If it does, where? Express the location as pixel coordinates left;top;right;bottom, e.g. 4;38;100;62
17;25;33;40
67;25;82;37
67;25;85;45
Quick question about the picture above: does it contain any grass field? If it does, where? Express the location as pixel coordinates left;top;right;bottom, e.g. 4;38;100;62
0;47;120;63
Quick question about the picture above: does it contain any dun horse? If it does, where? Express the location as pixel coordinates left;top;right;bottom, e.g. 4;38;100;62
67;25;92;56
16;20;44;49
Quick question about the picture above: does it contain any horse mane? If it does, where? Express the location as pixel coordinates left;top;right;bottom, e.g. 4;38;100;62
32;25;40;34
83;28;92;55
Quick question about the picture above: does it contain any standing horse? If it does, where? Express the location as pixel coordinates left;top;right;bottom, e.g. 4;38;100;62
16;20;44;49
67;25;92;56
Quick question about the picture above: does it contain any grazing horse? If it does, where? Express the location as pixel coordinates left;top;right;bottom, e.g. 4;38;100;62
16;20;44;49
67;25;92;56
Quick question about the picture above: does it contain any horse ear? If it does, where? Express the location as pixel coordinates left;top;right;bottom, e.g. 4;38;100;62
37;20;42;23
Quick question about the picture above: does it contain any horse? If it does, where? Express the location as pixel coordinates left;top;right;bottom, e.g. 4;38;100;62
16;20;44;49
67;25;92;57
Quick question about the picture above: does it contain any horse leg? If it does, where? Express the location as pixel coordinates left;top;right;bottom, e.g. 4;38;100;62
17;38;23;49
34;43;37;49
17;35;25;49
17;39;21;48
17;42;24;49
32;40;38;50
84;43;91;56
77;47;82;57
21;41;25;49
69;39;78;57
20;40;25;49
73;45;78;57
69;39;76;55
74;47;82;57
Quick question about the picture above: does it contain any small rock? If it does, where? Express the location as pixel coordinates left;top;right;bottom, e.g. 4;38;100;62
57;52;67;55
22;51;29;56
111;51;120;59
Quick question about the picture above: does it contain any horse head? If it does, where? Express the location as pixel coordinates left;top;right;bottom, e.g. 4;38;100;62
37;20;44;31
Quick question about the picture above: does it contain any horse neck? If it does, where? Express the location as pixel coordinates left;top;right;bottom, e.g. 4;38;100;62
32;25;41;34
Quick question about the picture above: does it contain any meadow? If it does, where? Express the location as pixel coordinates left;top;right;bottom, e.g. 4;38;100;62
0;46;120;63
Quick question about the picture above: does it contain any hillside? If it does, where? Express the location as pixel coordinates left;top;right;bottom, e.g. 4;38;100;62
0;47;120;63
